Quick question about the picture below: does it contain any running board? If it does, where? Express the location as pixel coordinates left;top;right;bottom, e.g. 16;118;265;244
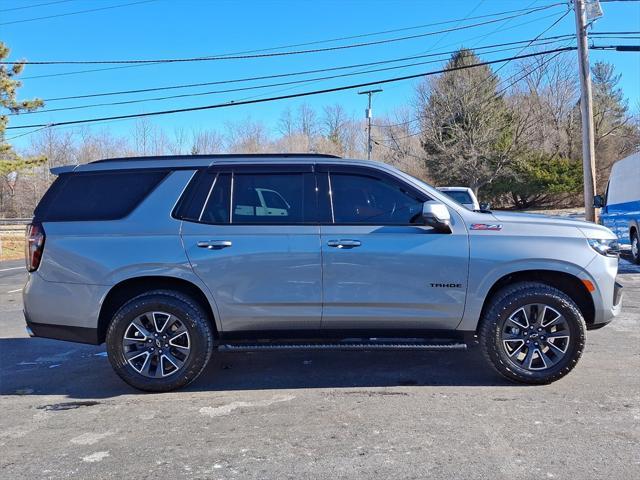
217;340;467;352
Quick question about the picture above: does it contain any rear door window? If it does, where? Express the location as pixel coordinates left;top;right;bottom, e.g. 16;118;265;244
232;173;308;224
175;168;316;225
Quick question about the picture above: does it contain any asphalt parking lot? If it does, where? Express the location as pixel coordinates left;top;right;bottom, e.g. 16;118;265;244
0;258;638;479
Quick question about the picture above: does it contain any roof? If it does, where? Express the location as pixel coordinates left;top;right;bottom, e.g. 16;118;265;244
51;153;347;174
436;186;473;191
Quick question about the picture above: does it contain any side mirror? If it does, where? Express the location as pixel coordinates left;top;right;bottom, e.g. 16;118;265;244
593;195;605;208
422;200;452;233
480;202;491;211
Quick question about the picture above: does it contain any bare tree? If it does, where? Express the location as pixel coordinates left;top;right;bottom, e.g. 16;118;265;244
226;118;271;153
190;128;223;154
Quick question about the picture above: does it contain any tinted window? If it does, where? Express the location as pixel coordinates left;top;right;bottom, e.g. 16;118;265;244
34;170;168;222
232;173;307;224
442;190;472;204
330;173;424;224
200;174;231;224
174;170;214;222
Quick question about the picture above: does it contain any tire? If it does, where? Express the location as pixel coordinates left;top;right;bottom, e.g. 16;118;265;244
631;229;640;265
478;282;586;385
106;290;214;392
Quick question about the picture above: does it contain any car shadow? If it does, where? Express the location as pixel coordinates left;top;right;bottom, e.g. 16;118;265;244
0;336;524;399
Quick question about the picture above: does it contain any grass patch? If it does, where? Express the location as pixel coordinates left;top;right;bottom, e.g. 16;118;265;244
1;235;25;261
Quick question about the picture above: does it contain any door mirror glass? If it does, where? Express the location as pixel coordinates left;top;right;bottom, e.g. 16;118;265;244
593;194;605;208
479;202;491;211
422;201;451;233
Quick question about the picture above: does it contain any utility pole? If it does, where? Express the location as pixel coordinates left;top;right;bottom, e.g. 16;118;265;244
358;88;383;160
574;0;598;222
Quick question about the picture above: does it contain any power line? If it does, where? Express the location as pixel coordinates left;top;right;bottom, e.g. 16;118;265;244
3;3;565;64
17;6;570;80
7;47;577;131
17;37;575;115
5;125;52;141
373;24;573;132
0;0;157;26
0;0;75;13
492;9;570;76
373;47;570;147
39;35;574;103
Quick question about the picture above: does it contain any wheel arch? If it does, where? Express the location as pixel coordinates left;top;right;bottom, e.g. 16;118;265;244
476;270;595;332
98;276;218;344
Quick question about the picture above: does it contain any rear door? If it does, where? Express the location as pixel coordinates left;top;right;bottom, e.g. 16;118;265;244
318;164;469;331
179;165;322;332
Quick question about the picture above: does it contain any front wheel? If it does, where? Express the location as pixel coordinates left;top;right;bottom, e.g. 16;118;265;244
479;282;586;384
106;290;214;392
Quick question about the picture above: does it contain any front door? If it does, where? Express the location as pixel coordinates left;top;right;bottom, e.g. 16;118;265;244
180;166;322;332
318;165;469;331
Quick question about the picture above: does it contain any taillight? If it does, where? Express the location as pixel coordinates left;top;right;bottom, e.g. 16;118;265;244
25;223;45;272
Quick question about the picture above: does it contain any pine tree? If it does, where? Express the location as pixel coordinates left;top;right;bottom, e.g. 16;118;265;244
1;41;45;176
417;49;517;194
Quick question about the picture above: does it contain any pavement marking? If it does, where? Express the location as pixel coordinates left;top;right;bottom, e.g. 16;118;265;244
0;267;24;272
199;394;295;418
82;451;110;463
7;288;22;293
71;432;113;446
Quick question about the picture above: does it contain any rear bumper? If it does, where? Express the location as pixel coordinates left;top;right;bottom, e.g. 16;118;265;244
25;314;99;344
23;272;108;345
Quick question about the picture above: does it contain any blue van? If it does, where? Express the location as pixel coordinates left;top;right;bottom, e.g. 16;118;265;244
595;152;640;264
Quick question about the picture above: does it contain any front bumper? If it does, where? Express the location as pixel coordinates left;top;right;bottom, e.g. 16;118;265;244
585;253;623;329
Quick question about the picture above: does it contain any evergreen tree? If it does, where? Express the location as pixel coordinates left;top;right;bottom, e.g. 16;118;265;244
0;41;45;176
417;49;517;194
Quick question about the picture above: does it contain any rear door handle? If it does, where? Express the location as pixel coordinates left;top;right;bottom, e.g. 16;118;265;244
327;239;361;249
197;240;232;250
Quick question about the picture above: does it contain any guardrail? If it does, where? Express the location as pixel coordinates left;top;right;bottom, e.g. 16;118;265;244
0;218;31;225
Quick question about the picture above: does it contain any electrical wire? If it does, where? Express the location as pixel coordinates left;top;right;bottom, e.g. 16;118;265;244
17;6;571;80
3;3;565;64
0;0;75;13
372;47;569;155
0;0;157;26
15;37;576;115
6;47;576;131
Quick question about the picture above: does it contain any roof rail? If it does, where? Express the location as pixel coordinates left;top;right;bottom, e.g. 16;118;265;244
90;153;342;164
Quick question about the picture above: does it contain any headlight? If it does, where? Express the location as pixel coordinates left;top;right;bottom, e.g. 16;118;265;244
588;238;619;257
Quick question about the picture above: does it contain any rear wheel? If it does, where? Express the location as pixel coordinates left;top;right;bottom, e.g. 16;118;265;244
479;282;586;384
631;229;640;264
106;290;214;392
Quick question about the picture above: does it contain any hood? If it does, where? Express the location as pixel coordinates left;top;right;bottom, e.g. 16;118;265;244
490;210;616;239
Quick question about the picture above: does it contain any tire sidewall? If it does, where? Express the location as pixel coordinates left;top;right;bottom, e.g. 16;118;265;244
632;230;640;264
106;292;212;392
485;287;586;383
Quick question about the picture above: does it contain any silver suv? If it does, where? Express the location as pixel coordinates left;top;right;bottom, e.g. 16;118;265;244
23;154;623;391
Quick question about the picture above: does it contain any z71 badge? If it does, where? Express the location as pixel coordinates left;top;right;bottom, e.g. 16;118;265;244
470;223;503;231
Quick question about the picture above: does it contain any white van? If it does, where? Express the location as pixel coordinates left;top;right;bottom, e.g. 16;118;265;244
595;152;640;263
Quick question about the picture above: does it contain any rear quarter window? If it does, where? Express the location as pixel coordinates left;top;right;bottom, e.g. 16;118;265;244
34;170;169;222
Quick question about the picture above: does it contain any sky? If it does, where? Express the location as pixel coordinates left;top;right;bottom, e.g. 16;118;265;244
2;0;640;150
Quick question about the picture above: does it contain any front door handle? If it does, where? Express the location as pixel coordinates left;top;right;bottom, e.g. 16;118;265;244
197;240;232;250
327;239;361;249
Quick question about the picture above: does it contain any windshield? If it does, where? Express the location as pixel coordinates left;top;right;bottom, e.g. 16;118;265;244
441;190;473;204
